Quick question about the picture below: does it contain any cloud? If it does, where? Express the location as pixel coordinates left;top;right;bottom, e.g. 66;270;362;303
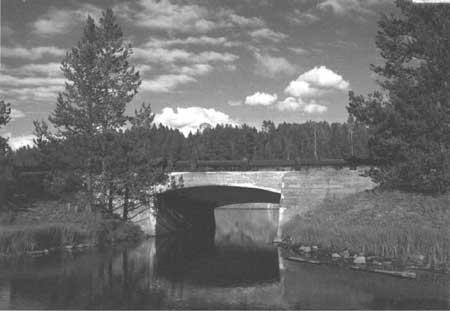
0;74;66;87
154;107;238;136
0;86;64;102
285;66;349;97
133;47;238;65
6;62;62;77
304;102;328;114
317;0;382;16
254;53;297;77
276;97;328;114
289;47;309;55
285;80;322;98
118;0;264;34
245;92;278;106
227;100;242;106
141;74;196;93
250;28;288;42
2;46;66;60
144;36;241;48
10;109;25;120
2;133;36;150
288;10;319;25
32;4;103;35
277;97;304;111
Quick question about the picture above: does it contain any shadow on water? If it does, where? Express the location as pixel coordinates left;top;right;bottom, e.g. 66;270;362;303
0;206;448;309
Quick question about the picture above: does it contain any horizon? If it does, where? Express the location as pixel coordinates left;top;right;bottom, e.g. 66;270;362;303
1;0;396;149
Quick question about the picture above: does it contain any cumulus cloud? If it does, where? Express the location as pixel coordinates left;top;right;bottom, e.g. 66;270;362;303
2;46;66;60
154;107;238;136
254;52;297;77
285;66;349;97
250;28;288;42
276;97;328;114
0;74;66;87
245;92;278;106
277;97;303;111
304;102;328;114
2;133;36;150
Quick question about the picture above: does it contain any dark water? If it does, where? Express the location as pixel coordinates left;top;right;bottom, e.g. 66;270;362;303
0;207;449;310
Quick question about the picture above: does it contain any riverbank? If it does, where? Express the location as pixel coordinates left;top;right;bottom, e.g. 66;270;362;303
0;197;143;258
283;189;450;272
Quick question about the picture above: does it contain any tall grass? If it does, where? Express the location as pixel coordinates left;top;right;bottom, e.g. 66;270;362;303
283;190;450;269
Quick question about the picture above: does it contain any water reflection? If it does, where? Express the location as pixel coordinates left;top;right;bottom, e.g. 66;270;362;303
0;207;448;310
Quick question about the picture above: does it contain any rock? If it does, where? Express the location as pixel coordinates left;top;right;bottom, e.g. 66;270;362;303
331;253;341;259
353;256;366;264
299;246;311;253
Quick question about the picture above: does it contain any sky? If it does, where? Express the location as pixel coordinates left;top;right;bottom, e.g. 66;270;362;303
1;0;397;149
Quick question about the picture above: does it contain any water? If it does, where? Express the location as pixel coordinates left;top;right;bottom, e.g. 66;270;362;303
0;207;448;309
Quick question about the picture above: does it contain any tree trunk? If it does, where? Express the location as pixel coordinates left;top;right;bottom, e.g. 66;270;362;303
108;182;114;213
313;123;318;161
123;185;129;221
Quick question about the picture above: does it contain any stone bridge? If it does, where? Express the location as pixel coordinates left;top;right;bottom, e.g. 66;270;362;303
132;167;376;236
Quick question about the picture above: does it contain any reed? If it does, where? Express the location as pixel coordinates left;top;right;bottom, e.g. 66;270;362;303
283;190;450;269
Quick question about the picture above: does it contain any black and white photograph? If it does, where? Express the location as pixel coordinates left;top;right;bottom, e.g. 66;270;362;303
0;0;449;309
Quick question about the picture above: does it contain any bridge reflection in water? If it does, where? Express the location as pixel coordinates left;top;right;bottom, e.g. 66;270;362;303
0;206;449;309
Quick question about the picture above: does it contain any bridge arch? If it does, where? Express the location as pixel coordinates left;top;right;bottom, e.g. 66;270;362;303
154;185;282;241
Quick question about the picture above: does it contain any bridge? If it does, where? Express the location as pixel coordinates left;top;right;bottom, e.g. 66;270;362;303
131;167;376;237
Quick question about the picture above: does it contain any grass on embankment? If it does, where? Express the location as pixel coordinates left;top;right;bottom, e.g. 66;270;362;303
0;198;143;257
283;189;450;270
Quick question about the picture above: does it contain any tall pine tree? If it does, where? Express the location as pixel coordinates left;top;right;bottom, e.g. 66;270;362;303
45;9;141;208
348;0;450;194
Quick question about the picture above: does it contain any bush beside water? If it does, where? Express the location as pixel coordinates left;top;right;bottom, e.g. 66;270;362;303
283;190;450;270
0;199;143;257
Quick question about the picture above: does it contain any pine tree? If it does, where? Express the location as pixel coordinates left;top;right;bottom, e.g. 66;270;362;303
44;9;141;208
348;0;450;194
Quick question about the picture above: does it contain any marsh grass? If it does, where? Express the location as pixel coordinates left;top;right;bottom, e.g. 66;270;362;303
0;199;143;256
284;190;450;269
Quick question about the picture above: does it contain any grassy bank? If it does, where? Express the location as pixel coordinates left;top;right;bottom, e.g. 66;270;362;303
283;189;450;270
0;198;143;257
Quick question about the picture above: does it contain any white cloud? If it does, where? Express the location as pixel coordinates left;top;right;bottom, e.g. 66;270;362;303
288;9;320;25
144;36;241;48
254;53;297;77
245;92;278;106
141;74;196;93
285;80;322;97
250;28;288;42
0;86;64;102
119;0;264;34
32;4;103;35
0;74;66;87
317;0;381;16
304;102;328;114
298;66;349;90
10;109;25;120
276;97;304;111
276;97;328;114
227;100;242;106
6;62;62;77
154;107;238;136
2;133;36;150
133;47;238;65
285;66;349;97
2;46;66;60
